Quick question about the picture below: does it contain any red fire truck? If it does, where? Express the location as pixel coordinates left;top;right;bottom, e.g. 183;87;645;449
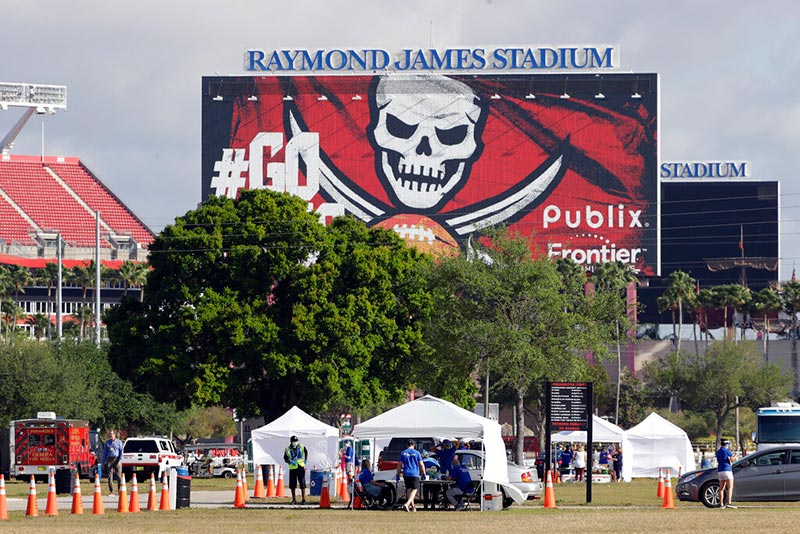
9;412;96;481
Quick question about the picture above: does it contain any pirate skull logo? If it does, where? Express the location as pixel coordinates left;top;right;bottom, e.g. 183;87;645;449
368;75;488;210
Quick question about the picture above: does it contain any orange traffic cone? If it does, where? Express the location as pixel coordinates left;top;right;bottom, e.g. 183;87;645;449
656;468;665;498
276;466;285;498
543;470;557;509
160;473;171;511
147;473;158;511
253;465;265;498
0;474;8;520
319;469;331;509
662;469;675;509
266;465;276;497
117;473;129;513
242;468;249;501
71;472;84;514
129;473;140;513
234;470;246;509
93;475;105;515
339;469;350;502
26;475;38;517
45;470;59;516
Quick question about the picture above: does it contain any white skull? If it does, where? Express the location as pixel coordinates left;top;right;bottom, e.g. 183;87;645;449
370;75;485;210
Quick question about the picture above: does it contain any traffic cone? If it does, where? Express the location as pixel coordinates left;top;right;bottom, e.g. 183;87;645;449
147;473;158;511
93;475;105;515
543;470;557;509
253;464;266;498
117;473;129;513
241;468;249;501
276;466;285;498
0;474;8;520
234;470;246;509
26;475;38;517
334;468;341;498
339;469;350;502
71;471;84;514
129;473;140;513
656;468;665;498
160;473;171;511
266;465;276;497
45;469;58;516
662;469;675;509
319;469;331;509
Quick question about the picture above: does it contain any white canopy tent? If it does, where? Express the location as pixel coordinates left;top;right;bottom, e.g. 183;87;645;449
551;415;626;444
250;406;340;475
353;395;525;504
624;412;696;479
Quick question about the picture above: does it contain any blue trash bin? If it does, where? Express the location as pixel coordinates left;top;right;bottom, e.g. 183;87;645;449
309;469;324;496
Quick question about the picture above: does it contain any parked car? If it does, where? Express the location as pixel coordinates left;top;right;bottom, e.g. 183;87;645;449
377;437;439;471
184;443;244;478
373;449;541;508
676;446;800;507
122;436;182;480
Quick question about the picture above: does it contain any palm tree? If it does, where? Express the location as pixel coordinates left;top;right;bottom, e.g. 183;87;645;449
7;265;31;335
26;313;50;340
660;271;697;353
697;288;717;343
69;263;95;341
0;265;11;339
750;287;782;362
35;263;60;339
118;260;149;302
590;261;637;425
780;281;800;398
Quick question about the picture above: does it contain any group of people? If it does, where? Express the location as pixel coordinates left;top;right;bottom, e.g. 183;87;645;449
556;443;623;482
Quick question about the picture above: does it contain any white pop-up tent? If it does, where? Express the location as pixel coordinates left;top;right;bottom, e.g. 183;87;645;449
551;415;626;444
250;406;340;474
624;412;696;479
353;395;525;504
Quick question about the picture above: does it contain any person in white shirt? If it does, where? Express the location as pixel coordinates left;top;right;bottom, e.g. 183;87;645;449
573;444;587;482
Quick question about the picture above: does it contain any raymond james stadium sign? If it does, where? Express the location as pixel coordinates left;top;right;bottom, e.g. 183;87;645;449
660;161;750;179
244;45;619;72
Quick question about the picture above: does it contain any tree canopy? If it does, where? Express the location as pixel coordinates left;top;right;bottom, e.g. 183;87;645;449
106;189;434;422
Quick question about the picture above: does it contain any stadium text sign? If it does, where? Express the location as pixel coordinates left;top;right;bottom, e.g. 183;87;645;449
660;161;749;179
244;46;619;72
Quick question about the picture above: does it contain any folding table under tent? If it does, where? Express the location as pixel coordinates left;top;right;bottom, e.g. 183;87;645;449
352;394;525;505
250;406;340;478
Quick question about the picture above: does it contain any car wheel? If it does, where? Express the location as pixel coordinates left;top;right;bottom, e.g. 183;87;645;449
501;487;513;509
700;481;721;508
222;469;234;479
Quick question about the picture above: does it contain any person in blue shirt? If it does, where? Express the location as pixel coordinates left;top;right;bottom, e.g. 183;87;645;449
358;459;389;500
434;439;457;475
444;458;474;510
559;446;573;477
102;429;124;496
396;439;426;512
342;442;355;480
716;439;736;508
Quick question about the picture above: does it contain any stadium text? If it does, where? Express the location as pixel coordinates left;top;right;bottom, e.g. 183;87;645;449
244;46;618;72
660;161;749;179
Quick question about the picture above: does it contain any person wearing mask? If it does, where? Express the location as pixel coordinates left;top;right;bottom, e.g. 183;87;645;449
283;435;308;505
444;458;474;510
358;459;390;502
716;439;736;508
434;439;457;475
396;439;426;512
102;430;124;496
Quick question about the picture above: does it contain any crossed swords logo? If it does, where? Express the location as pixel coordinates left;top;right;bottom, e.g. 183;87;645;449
285;74;568;246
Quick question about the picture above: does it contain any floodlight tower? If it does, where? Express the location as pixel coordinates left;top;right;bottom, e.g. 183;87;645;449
0;82;67;155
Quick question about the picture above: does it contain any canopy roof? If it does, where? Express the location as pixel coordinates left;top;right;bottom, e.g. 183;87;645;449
551;415;625;443
250;406;339;468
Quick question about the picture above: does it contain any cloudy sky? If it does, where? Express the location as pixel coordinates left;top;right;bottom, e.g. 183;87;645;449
3;0;799;279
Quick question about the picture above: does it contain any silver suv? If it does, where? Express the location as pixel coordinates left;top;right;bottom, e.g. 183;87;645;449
122;436;182;480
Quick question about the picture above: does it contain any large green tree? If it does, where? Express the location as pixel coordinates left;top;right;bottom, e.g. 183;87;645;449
645;341;792;449
425;229;606;462
106;189;433;422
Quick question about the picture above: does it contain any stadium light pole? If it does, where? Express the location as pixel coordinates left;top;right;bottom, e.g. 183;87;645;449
95;211;101;347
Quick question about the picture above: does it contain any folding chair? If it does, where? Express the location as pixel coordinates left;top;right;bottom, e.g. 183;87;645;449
459;480;482;511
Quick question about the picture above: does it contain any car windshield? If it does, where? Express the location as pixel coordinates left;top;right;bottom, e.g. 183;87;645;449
125;441;159;453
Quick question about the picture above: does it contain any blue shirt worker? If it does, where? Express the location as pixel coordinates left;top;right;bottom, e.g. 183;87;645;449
435;439;457;475
342;442;355;477
358;459;388;499
396;439;426;512
102;430;124;496
444;459;474;510
283;435;308;505
559;447;573;475
716;439;736;508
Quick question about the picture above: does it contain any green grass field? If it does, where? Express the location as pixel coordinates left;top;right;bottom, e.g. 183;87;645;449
3;478;800;533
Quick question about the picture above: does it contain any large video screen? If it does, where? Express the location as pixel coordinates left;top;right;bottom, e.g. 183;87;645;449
202;73;658;274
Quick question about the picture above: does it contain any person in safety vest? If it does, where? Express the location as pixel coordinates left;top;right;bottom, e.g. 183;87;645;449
284;435;308;505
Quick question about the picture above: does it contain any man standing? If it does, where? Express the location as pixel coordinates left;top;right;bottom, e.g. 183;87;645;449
396;439;426;512
716;439;736;508
102;430;124;496
434;440;457;475
284;435;308;505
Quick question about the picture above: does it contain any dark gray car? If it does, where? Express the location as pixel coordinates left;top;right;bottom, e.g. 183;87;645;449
676;447;800;507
